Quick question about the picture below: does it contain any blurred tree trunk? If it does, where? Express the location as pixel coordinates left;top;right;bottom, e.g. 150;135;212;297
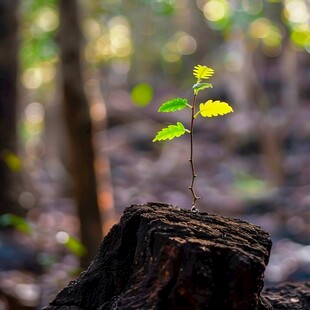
58;0;103;268
0;0;19;215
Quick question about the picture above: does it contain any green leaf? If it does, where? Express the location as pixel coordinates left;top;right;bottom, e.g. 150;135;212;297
199;100;234;118
193;83;213;94
64;236;87;257
153;122;189;142
158;98;188;112
56;231;87;257
193;65;214;81
0;214;32;234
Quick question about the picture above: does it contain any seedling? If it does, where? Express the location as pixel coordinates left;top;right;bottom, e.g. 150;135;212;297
153;65;234;211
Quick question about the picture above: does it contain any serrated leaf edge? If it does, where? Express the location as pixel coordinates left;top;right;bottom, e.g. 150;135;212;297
153;122;189;142
199;100;234;118
158;98;188;113
193;65;215;81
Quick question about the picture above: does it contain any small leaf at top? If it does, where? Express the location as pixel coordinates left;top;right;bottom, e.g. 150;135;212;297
199;100;234;118
193;65;214;81
153;122;189;142
193;82;213;94
158;98;188;112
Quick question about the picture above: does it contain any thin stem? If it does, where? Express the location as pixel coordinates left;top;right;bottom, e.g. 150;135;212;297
189;93;201;210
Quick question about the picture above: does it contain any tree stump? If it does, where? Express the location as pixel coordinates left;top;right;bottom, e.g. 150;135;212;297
44;202;272;310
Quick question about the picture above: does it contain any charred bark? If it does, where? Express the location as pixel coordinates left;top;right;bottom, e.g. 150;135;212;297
44;202;273;310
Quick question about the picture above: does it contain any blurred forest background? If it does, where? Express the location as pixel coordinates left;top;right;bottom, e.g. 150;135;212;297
0;0;309;308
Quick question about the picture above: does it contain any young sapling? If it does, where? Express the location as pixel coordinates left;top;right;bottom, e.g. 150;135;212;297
153;65;234;211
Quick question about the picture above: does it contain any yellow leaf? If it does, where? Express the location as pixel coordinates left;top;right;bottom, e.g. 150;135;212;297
193;65;214;81
199;100;233;117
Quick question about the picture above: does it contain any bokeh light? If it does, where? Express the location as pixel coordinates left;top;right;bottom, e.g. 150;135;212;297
19;192;36;209
290;25;310;49
176;32;197;55
22;68;43;89
90;103;107;123
83;18;102;39
109;16;132;58
56;231;69;244
25;102;45;125
284;0;309;24
22;102;45;139
248;18;283;56
131;83;154;107
201;0;231;30
249;18;272;39
203;0;227;21
85;15;132;63
241;0;263;15
33;7;59;33
283;0;310;52
224;51;245;72
162;42;181;62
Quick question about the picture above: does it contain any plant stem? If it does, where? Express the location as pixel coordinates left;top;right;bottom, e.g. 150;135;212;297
189;93;201;210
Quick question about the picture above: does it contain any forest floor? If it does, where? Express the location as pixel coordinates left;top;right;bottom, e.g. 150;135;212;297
1;88;310;309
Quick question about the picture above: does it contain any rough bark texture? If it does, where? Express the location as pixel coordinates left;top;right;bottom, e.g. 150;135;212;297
58;0;103;267
44;202;273;310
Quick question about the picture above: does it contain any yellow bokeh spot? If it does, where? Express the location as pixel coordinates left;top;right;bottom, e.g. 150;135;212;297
176;32;197;55
85;35;112;63
83;18;102;39
162;42;181;62
249;18;271;39
203;0;229;22
284;0;309;24
22;103;45;138
262;25;282;47
22;68;43;89
34;8;59;32
40;62;56;83
84;15;132;62
110;36;132;57
109;16;132;58
290;26;310;48
131;83;154;107
21;63;55;89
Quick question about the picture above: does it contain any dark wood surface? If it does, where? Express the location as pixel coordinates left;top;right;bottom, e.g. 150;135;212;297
44;203;310;309
44;202;275;309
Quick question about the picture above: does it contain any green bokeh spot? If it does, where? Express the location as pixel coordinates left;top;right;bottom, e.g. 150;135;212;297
131;83;154;107
290;28;310;49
